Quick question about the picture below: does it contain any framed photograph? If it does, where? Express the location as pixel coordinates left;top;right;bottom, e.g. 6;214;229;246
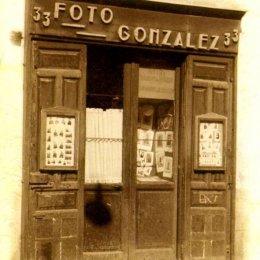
137;149;146;167
40;107;79;171
138;129;154;151
163;156;173;178
143;167;152;176
137;167;145;177
155;152;165;173
144;151;154;166
165;131;174;153
155;131;165;151
194;113;227;171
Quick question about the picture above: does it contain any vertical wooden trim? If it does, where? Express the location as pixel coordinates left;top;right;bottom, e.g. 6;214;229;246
183;56;193;259
230;57;236;260
123;63;139;259
122;63;135;259
21;0;35;256
21;35;32;260
177;60;186;259
174;66;181;257
77;45;86;260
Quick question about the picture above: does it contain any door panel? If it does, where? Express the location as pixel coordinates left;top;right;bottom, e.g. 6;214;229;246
127;63;178;260
84;191;123;251
27;41;86;259
182;55;233;259
83;47;128;260
136;190;174;248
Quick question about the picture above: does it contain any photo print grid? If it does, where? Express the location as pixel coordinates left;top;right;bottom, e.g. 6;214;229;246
136;102;174;180
45;116;75;167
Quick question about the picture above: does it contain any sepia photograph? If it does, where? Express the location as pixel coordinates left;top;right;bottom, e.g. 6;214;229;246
1;0;260;259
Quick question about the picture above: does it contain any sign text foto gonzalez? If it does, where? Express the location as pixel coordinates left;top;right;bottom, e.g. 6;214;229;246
32;1;240;51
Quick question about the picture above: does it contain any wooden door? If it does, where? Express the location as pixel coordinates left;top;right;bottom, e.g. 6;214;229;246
83;46;129;260
127;63;179;260
83;61;178;260
180;55;234;259
25;41;86;259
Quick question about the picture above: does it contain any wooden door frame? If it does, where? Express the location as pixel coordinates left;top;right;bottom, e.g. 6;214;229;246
178;55;236;259
22;33;237;259
126;62;181;259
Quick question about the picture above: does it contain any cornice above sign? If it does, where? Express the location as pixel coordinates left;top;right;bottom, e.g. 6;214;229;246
31;0;241;53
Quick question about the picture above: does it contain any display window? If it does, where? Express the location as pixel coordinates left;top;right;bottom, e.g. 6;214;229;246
85;46;124;184
137;67;175;182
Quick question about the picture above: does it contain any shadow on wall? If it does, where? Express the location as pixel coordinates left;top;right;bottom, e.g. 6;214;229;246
84;184;112;226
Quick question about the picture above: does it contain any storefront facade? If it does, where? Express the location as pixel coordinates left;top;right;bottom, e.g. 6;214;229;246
3;0;260;260
18;1;243;259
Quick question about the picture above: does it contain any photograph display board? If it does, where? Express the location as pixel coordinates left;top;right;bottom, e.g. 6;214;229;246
136;102;174;181
40;108;79;171
194;113;227;171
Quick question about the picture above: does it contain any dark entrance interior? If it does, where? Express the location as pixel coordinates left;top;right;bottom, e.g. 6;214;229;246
84;45;183;259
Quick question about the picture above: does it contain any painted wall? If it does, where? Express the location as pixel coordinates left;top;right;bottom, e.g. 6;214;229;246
0;1;24;259
1;0;260;259
236;1;260;259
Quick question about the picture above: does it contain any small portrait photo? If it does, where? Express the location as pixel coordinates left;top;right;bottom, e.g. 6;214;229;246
137;129;144;150
165;131;173;153
143;167;152;176
138;129;154;151
163;156;173;178
136;167;145;177
155;131;165;151
144;151;154;166
137;149;146;167
155;152;165;173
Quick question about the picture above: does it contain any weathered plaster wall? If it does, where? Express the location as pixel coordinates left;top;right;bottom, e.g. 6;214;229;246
236;1;260;259
0;1;24;259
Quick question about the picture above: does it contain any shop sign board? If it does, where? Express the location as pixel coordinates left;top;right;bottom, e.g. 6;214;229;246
31;0;241;53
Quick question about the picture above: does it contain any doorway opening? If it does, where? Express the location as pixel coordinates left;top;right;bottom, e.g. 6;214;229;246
84;45;184;259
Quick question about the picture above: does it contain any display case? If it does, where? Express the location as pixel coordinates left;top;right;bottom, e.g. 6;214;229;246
136;67;176;182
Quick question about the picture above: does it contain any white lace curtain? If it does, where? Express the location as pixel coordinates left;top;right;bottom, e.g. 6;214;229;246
85;108;123;183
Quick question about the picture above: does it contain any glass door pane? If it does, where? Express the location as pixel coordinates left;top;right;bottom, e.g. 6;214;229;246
85;46;124;184
136;67;175;183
